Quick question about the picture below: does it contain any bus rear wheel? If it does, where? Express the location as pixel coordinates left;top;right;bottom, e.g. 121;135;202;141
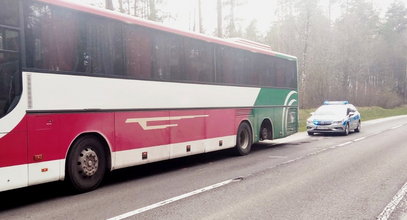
234;122;253;156
66;136;107;193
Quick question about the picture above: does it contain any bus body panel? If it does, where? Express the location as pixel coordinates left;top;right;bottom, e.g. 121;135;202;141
0;118;28;192
0;118;27;168
252;88;299;141
26;112;115;186
0;164;28;192
0;71;297;192
27;113;115;163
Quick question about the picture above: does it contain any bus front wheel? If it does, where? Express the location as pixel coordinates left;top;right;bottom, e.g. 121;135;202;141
66;136;107;192
234;122;253;156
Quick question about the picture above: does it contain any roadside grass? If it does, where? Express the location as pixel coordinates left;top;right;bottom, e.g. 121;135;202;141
298;105;407;132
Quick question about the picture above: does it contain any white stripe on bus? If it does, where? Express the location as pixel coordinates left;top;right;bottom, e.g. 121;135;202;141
28;72;261;111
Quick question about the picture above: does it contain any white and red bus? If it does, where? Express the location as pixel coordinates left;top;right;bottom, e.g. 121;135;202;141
0;0;298;192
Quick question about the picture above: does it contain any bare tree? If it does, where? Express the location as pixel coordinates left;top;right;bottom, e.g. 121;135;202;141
217;0;223;37
105;0;114;10
244;20;261;42
197;0;203;33
118;0;123;12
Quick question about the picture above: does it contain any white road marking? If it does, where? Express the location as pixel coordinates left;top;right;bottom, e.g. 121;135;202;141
268;156;288;159
336;141;353;147
281;159;297;165
373;131;385;136
391;125;402;130
107;178;242;220
353;137;366;142
377;181;407;220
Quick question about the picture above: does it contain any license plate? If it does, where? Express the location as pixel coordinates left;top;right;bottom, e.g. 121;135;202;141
317;126;329;130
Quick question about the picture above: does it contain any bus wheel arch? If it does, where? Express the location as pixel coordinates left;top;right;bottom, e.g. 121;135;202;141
260;119;273;141
234;121;253;156
65;133;111;192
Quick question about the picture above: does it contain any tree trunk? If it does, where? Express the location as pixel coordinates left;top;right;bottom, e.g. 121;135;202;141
105;0;113;10
228;0;236;37
300;9;311;108
217;0;223;37
118;0;125;13
134;0;139;17
148;0;157;21
198;0;203;33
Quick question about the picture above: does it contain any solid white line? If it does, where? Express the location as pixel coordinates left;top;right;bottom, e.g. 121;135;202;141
377;181;407;220
107;178;241;220
353;137;366;142
336;141;353;147
391;125;402;130
268;156;288;159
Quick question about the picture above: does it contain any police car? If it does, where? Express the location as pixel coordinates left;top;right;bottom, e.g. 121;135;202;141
306;101;361;136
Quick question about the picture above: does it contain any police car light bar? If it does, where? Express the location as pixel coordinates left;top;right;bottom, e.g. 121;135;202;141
323;101;349;105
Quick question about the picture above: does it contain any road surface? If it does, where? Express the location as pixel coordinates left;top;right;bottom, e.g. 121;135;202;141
1;115;407;220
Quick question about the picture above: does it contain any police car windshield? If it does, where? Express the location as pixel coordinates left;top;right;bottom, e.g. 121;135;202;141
314;105;347;116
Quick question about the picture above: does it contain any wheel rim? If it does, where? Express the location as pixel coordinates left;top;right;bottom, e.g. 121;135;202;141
78;147;99;177
261;127;268;140
239;129;249;150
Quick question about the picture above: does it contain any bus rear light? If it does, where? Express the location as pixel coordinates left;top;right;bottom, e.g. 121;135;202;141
33;154;43;161
186;145;191;152
41;168;48;172
219;140;223;146
142;152;148;160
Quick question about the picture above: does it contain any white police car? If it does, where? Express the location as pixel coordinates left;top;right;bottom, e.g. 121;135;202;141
306;101;361;136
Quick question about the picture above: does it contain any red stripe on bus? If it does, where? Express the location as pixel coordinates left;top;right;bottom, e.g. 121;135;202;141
0;117;28;167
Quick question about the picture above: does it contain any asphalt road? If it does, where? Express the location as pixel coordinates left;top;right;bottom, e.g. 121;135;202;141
1;115;407;220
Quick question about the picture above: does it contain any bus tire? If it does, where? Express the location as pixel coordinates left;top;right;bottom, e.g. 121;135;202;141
260;120;273;140
234;122;253;156
66;136;107;193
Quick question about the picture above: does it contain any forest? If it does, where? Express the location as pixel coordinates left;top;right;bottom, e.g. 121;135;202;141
95;0;406;108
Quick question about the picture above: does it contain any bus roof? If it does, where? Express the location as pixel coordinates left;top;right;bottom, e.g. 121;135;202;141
37;0;297;62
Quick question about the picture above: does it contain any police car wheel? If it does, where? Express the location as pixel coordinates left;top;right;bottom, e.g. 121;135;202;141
355;121;361;132
343;123;350;136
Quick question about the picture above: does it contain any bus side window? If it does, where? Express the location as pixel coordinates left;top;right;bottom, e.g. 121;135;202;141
216;46;236;84
0;0;19;27
25;3;79;72
183;39;214;83
233;50;245;85
0;52;20;117
288;60;297;88
0;0;21;118
124;26;152;80
244;53;258;86
274;59;286;88
25;2;126;76
152;31;184;81
76;17;124;75
256;55;273;87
